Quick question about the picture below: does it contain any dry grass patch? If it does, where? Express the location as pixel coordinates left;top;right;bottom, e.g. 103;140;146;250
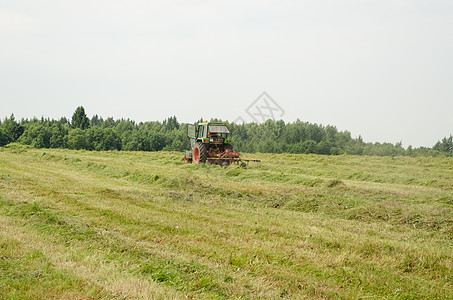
0;147;451;299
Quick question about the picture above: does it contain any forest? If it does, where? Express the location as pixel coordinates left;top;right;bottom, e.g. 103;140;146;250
0;106;452;157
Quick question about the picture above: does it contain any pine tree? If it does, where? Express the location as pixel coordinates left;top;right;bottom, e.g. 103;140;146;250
3;114;24;141
71;106;90;130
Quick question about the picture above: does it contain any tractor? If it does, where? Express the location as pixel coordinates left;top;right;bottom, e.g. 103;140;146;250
184;121;259;167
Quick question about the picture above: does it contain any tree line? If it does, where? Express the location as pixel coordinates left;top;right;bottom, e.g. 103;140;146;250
0;106;452;157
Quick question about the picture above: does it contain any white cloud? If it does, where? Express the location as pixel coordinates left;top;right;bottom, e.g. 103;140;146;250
0;10;32;33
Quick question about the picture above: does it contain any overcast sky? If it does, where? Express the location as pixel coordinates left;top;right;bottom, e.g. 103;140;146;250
1;1;452;147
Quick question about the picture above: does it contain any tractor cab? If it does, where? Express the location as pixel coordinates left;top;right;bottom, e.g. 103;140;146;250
207;124;231;144
187;122;232;149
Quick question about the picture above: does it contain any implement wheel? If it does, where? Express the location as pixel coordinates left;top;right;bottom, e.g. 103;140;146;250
184;151;192;163
193;142;207;164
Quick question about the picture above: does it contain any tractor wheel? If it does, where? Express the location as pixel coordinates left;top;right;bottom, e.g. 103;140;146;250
193;142;207;164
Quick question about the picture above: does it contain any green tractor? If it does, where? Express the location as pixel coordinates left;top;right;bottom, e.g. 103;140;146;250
184;121;259;166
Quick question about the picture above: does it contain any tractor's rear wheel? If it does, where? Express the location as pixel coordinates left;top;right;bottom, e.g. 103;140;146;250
193;142;207;164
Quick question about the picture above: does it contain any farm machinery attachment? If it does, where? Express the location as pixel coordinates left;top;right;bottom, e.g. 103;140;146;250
184;121;260;167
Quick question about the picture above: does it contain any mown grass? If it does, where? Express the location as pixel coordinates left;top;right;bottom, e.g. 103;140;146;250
0;145;451;299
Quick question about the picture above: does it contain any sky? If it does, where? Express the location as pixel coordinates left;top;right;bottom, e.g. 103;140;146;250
1;0;452;147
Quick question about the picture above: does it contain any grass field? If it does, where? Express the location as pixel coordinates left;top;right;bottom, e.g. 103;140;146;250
0;145;451;299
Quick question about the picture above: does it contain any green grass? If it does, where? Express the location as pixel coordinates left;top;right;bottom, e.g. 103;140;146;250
0;146;451;299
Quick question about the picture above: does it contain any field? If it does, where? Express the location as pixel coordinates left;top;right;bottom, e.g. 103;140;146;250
0;145;451;299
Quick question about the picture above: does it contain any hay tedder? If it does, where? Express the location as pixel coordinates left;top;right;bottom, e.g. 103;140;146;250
184;121;260;167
